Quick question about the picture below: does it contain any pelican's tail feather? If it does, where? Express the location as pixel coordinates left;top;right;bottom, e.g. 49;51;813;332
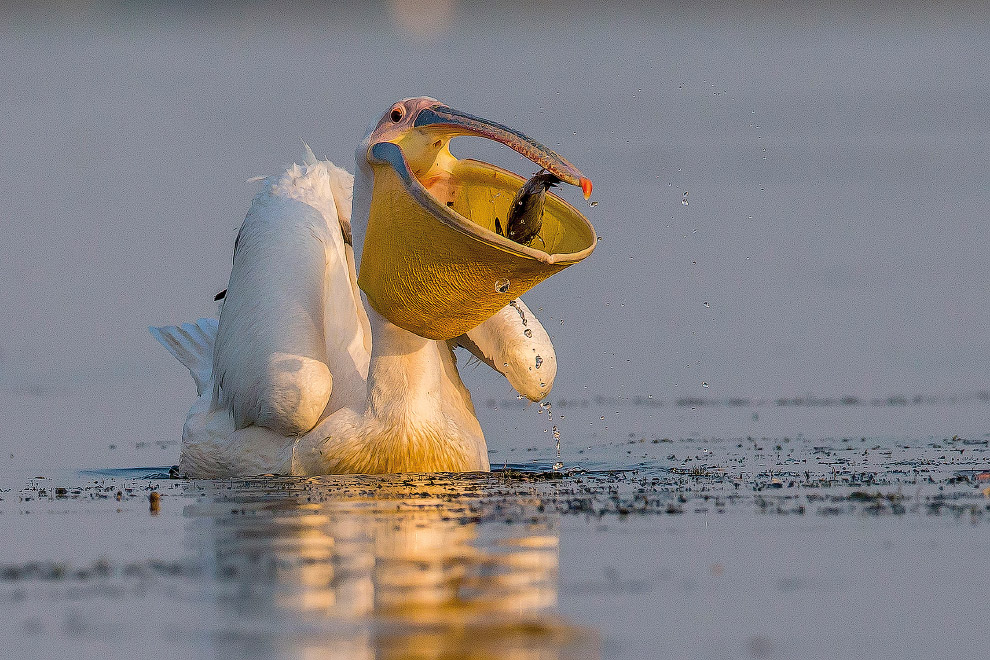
150;318;219;397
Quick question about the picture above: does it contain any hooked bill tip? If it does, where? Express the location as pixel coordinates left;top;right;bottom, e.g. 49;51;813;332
580;177;593;200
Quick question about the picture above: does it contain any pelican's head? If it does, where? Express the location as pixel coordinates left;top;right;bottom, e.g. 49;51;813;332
358;97;592;199
353;97;597;340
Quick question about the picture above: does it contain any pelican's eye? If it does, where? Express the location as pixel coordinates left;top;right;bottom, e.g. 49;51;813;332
390;106;404;122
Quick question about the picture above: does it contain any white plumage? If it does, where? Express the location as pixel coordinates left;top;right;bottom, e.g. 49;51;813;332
153;150;556;478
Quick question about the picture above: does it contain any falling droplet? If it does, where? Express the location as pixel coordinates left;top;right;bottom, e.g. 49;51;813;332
703;301;710;308
524;328;533;338
495;279;510;293
535;355;543;369
703;382;709;388
589;200;598;207
681;191;689;206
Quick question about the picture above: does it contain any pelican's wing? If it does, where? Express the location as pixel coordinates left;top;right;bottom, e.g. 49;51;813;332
453;297;556;401
150;318;218;397
212;159;370;436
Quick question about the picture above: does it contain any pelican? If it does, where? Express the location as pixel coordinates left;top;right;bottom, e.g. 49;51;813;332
152;97;594;478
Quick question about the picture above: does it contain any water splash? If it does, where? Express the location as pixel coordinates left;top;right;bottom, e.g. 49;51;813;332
508;299;528;325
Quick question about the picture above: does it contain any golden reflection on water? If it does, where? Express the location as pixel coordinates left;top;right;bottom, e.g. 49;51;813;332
183;473;598;659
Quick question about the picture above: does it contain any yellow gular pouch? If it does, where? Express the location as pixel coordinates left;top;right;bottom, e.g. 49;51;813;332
358;141;597;341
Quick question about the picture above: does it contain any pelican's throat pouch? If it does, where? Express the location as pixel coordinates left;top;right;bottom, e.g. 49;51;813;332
358;141;597;340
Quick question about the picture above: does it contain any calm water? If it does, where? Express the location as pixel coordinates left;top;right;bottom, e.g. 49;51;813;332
2;3;990;658
3;439;989;659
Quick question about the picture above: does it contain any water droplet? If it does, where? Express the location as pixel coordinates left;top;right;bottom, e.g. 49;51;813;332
552;461;564;471
600;415;605;420
703;301;710;308
681;191;689;206
495;279;510;293
703;382;709;388
589;200;598;207
524;329;533;338
535;355;543;369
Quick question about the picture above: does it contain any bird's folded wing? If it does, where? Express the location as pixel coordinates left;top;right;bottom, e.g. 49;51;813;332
453;297;556;401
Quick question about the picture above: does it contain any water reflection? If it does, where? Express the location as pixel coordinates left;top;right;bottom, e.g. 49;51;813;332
182;473;598;659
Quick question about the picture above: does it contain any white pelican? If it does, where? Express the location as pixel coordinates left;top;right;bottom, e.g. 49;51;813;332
152;97;594;478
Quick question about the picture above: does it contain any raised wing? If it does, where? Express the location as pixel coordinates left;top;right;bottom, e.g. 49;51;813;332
212;158;370;436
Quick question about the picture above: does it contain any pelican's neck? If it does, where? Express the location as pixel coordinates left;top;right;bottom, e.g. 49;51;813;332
352;159;449;431
365;306;444;427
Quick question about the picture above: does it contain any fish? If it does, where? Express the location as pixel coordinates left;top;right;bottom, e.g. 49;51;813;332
495;170;561;247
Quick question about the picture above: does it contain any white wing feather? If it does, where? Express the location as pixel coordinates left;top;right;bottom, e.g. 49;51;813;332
149;318;218;397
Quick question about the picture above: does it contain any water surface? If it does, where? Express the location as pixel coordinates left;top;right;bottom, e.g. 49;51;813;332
2;4;990;659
